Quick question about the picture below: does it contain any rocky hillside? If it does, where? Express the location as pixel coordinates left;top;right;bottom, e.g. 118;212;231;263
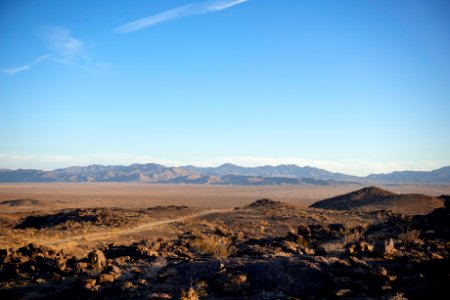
310;186;445;214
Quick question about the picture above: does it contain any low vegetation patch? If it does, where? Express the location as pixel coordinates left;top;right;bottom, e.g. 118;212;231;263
190;234;235;259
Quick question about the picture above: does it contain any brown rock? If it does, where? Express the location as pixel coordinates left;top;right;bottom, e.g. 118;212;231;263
88;250;106;269
109;264;121;274
345;243;356;255
75;262;88;272
430;252;444;260
372;266;388;277
215;272;248;294
113;256;130;265
303;248;315;255
335;289;352;297
99;273;115;284
84;283;95;291
84;278;97;286
55;258;67;272
119;281;135;291
34;277;46;284
373;239;395;257
51;272;61;280
150;292;172;299
281;240;298;252
297;225;312;237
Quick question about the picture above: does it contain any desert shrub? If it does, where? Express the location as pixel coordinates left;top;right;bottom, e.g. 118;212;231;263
190;234;235;259
398;228;422;245
344;228;364;244
179;287;199;300
389;292;408;300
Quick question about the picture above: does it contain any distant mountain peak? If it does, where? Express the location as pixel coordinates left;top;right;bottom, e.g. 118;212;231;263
217;163;241;168
354;186;395;196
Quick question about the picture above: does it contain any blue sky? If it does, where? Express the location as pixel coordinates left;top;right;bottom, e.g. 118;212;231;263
1;0;449;175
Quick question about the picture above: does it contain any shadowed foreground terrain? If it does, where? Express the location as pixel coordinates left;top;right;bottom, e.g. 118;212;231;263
0;186;449;299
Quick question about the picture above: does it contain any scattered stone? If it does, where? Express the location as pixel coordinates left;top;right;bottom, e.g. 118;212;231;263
109;264;121;274
99;273;115;284
119;281;135;291
335;289;352;297
297;225;312;237
88;250;106;269
373;239;396;257
75;262;88;272
150;292;172;299
214;272;248;294
430;252;444;260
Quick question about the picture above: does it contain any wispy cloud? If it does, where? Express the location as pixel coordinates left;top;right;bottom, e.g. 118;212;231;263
0;65;31;75
0;153;185;171
116;0;248;33
41;27;87;63
1;27;111;75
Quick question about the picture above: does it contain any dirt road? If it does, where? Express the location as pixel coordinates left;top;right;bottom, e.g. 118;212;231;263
43;208;231;247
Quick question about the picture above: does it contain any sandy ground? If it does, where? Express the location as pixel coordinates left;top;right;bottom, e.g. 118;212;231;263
0;183;449;211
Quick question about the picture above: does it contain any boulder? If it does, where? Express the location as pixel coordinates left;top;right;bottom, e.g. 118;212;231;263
98;273;115;283
119;281;135;291
150;293;172;299
75;262;89;272
297;225;312;237
373;239;395;257
88;250;106;269
281;240;298;253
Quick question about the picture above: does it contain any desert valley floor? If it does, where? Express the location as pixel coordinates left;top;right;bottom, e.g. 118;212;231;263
0;183;449;299
1;183;450;210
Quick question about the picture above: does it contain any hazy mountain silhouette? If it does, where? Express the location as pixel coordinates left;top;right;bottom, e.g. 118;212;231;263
0;163;449;184
367;166;450;183
181;163;359;181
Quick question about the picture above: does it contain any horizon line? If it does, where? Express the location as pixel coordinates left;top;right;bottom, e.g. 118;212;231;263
1;162;449;177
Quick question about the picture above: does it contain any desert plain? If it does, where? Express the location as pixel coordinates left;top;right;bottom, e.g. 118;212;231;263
1;182;450;210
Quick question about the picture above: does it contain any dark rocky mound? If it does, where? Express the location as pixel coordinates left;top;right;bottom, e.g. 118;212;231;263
0;199;42;207
411;199;450;240
15;208;144;229
310;186;444;214
246;199;290;209
439;195;450;202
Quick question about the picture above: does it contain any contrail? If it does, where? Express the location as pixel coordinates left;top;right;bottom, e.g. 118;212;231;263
116;0;248;33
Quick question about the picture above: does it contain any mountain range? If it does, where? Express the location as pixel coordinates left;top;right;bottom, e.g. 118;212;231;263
0;163;449;185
